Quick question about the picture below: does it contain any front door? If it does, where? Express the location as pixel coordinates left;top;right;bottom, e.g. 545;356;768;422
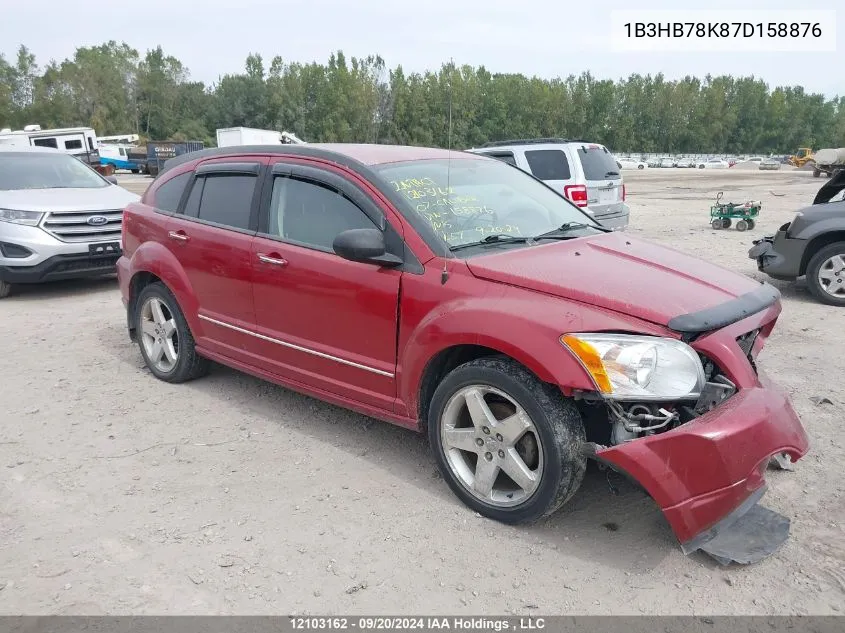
250;162;402;411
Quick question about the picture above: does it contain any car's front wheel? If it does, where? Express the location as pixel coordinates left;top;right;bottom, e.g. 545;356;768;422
806;242;845;306
135;282;210;382
0;280;11;299
428;356;586;524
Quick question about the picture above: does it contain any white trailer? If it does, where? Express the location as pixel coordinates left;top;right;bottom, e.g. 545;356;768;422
0;125;101;168
216;127;283;147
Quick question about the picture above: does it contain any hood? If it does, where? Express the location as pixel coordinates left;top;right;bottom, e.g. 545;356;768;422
464;232;762;330
0;186;139;213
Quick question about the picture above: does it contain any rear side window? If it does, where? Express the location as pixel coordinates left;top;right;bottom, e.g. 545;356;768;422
153;172;191;213
525;150;571;180
577;146;621;180
196;174;257;230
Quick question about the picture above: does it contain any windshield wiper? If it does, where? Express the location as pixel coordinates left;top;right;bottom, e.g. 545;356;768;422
533;222;608;240
450;234;530;251
605;171;620;177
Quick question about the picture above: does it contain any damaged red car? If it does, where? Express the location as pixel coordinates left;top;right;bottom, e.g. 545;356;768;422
117;144;809;565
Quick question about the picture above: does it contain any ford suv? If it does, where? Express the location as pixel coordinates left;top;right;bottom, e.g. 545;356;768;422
0;145;139;298
467;138;630;230
117;143;807;565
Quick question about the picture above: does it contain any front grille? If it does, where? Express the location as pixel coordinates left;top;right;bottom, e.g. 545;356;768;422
41;210;123;243
53;256;120;273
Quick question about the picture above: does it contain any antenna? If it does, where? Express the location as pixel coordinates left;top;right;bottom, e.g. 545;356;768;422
441;58;454;285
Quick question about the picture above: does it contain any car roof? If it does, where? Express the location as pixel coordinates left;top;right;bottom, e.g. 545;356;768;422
0;144;62;154
160;143;491;175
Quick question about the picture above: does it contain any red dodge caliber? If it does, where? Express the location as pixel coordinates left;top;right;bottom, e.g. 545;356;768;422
117;144;809;564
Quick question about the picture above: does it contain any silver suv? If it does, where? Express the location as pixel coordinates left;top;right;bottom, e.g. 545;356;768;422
0;145;139;298
468;138;630;230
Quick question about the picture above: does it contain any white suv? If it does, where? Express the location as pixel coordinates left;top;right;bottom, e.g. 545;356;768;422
468;138;630;231
0;145;139;298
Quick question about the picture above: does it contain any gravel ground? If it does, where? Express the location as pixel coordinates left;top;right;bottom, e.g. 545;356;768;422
0;168;843;615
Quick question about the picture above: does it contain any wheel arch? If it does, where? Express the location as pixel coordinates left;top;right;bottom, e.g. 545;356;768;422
798;230;845;276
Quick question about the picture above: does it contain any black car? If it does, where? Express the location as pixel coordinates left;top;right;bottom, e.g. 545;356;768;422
749;170;845;306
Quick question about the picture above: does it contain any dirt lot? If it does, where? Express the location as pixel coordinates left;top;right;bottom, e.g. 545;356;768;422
1;168;843;615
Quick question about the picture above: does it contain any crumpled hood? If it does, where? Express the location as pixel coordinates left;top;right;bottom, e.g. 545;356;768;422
465;232;761;329
0;186;138;212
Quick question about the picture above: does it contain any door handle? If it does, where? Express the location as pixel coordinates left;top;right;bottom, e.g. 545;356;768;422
258;253;288;267
168;230;189;242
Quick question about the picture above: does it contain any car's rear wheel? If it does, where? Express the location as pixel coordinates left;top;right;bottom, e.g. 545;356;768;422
0;280;11;299
428;356;586;524
136;282;210;382
806;242;845;306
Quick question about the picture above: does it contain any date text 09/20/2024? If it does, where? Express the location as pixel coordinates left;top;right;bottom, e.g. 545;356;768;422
290;617;547;631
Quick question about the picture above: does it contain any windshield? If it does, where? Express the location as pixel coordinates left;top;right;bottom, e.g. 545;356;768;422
0;152;109;190
375;157;600;250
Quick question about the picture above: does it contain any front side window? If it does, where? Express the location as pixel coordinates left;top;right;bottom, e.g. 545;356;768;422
268;176;377;250
375;157;599;251
195;175;257;230
0;152;108;190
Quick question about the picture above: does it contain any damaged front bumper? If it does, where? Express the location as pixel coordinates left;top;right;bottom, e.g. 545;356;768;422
748;226;806;280
592;373;808;564
586;302;809;565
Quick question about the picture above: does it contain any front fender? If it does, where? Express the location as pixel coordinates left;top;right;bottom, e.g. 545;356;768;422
128;241;201;335
398;289;669;416
789;216;845;242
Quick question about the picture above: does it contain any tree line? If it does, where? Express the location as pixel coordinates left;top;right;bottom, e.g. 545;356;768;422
1;41;844;154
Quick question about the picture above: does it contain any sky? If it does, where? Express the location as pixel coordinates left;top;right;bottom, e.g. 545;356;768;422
0;0;840;97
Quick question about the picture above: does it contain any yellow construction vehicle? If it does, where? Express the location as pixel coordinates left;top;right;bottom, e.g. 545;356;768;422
789;148;815;168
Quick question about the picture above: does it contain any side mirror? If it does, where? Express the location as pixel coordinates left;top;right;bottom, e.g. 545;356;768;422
106;175;119;185
333;228;402;267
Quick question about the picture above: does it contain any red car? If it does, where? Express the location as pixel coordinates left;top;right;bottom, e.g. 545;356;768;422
117;144;809;564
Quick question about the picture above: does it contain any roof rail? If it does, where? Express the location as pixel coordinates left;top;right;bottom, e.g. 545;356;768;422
480;138;596;148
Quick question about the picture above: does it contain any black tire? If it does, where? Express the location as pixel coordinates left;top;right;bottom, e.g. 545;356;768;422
637;164;645;170
806;241;845;306
747;219;756;230
135;282;210;382
711;219;722;230
699;164;705;169
736;220;748;232
0;280;11;299
813;169;821;178
428;356;586;525
721;217;732;229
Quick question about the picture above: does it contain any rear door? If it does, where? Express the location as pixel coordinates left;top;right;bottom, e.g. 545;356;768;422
165;158;268;363
574;143;626;223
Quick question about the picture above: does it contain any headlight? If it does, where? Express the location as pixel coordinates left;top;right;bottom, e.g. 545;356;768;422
561;333;705;401
0;209;44;226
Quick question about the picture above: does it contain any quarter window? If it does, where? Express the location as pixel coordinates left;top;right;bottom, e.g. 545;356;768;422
153;172;192;213
524;149;572;180
269;176;376;250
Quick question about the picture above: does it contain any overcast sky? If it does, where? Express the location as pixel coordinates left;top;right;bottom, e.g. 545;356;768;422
1;0;840;97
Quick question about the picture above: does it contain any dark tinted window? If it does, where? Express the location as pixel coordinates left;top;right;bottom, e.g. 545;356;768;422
577;146;621;180
64;139;83;150
153;172;192;213
197;174;257;230
271;177;376;250
33;138;58;149
483;152;517;166
525;149;571;180
182;177;204;217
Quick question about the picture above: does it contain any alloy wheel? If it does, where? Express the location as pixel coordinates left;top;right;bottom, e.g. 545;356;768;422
139;296;179;373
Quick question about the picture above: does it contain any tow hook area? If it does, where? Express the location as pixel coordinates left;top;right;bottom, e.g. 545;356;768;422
681;487;791;566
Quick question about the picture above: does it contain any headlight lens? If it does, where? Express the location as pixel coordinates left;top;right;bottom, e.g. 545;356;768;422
0;209;44;226
561;333;705;401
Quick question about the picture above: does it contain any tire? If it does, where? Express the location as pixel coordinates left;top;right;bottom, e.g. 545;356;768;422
637;164;645;170
813;169;821;178
806;242;845;306
135;282;210;382
711;219;722;230
747;219;756;230
721;217;732;229
699;164;705;169
0;280;11;299
736;220;748;231
428;356;586;525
